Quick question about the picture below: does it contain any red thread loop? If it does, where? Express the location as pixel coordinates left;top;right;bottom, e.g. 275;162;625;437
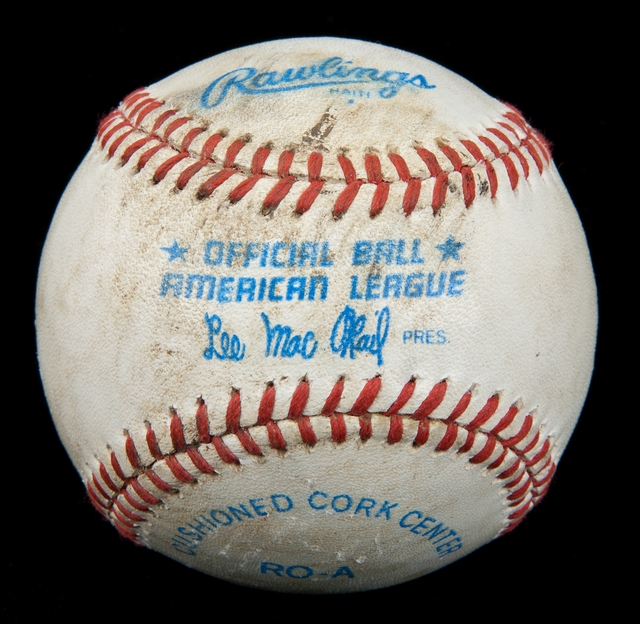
387;414;403;444
330;413;347;443
121;137;155;164
225;391;241;434
165;455;195;482
145;425;163;460
133;100;163;125
151;110;176;134
445;391;472;423
110;452;127;481
322;379;344;415
266;421;287;450
413;419;430;447
212;437;240;464
502;414;533;446
197;169;237;198
130;478;161;505
458;430;475;454
431;172;449;212
146;469;174;492
187;448;216;473
125;432;143;470
162;117;190;141
365;154;390;217
115;498;144;522
385;378;415;415
223;139;246;168
87;483;109;512
153;152;190;183
170;409;188;451
108;129;135;158
466;395;500;430
350;377;382;415
470;435;497;464
258;383;276;424
359;416;372;442
99;463;118;493
491;404;519;436
91;475;110;501
435;423;459;452
278;150;295;177
288;380;310;420
413;380;447;419
195;399;211;443
236;431;263;456
297;417;317;446
264;177;296;214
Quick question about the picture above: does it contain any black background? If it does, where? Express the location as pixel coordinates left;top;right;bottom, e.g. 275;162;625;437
10;8;618;621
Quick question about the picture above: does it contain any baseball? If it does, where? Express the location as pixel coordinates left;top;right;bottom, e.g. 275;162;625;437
36;37;597;593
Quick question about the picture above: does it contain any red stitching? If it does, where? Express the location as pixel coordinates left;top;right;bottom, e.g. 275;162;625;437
212;436;240;465
115;498;144;522
187;448;217;473
365;154;390;217
99;462;119;493
387;414;403;444
146;469;174;492
350;376;382;415
505;470;526;489
121;137;155;164
125;432;143;470
228;146;270;203
466;394;499;429
87;377;555;543
91;474;110;501
110;451;127;481
123;488;149;512
195;398;210;443
225;390;242;433
388;153;421;216
108;129;135;158
322;378;344;415
137;144;165;171
413;380;447;419
112;509;137;529
130;478;160;505
145;425;163;460
330;413;347;442
98;91;551;217
86;480;109;511
487;447;508;470
264;151;297;214
165;454;195;482
294;151;324;215
458;430;475;453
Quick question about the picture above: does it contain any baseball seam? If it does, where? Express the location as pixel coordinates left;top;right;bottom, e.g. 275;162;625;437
85;377;555;543
97;89;551;217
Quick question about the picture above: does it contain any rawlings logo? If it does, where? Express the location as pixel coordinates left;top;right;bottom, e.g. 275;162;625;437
200;57;436;108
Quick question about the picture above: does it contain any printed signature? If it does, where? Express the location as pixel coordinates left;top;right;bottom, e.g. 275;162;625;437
261;312;318;360
203;313;246;361
201;57;435;108
330;305;390;366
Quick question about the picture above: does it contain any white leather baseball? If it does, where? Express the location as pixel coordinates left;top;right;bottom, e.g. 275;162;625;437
36;38;597;592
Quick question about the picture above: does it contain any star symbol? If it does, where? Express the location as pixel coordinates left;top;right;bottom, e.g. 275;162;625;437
436;236;465;261
161;240;189;262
